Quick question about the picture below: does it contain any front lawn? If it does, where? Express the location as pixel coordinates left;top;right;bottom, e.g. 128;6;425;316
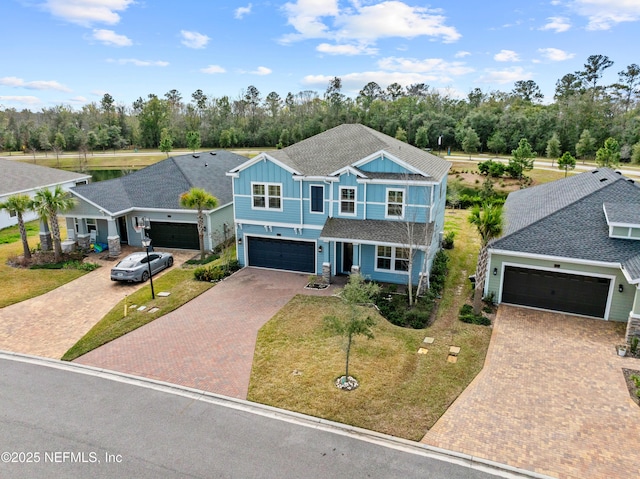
247;209;492;441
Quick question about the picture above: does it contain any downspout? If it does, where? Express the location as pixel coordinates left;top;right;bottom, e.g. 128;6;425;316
299;179;303;234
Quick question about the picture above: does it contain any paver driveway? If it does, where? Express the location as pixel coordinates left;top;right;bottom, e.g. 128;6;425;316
0;248;192;359
75;268;338;399
422;305;640;479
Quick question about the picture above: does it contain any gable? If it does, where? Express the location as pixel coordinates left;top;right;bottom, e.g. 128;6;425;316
353;153;416;175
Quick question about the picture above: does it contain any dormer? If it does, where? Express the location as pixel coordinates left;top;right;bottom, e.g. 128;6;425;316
603;203;640;240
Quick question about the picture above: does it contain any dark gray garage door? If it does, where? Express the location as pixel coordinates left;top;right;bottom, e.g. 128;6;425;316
502;266;610;318
247;237;315;273
149;222;199;249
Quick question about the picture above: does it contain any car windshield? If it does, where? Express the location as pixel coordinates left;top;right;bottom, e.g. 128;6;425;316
115;259;139;268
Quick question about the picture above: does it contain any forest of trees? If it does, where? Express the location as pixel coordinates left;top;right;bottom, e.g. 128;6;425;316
1;55;639;163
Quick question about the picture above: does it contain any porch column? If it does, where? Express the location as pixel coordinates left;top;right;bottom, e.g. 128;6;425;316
39;219;52;251
65;217;76;241
350;243;360;275
107;218;121;257
76;218;90;251
625;287;640;343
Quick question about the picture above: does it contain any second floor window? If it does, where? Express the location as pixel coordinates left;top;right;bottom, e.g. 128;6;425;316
387;189;404;218
310;185;324;213
340;187;356;215
253;183;282;210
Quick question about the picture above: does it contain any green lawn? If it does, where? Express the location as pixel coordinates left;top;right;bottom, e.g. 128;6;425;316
247;209;492;441
0;221;89;308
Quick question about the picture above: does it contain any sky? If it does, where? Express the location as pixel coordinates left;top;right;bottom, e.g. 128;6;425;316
1;0;639;110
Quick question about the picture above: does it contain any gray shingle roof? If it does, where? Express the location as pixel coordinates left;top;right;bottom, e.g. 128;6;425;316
492;169;640;280
603;202;640;225
266;124;450;181
71;151;246;215
0;159;91;196
319;217;433;246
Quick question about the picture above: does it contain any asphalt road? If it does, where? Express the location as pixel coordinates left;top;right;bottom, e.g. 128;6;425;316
0;354;543;479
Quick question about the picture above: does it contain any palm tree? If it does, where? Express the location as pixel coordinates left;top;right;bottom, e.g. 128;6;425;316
179;187;218;260
0;194;33;259
33;186;75;262
469;203;503;315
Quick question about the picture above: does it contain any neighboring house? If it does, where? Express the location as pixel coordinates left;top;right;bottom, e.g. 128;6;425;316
485;167;640;341
227;124;450;287
0;159;90;230
63;151;246;256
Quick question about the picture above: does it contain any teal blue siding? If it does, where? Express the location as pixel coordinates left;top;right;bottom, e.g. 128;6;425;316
232;161;299;197
359;244;424;285
358;155;412;174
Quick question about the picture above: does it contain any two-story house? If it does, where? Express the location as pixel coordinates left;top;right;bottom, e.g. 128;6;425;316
227;124;450;287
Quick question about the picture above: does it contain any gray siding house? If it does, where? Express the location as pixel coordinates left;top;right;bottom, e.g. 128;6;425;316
63;151;246;256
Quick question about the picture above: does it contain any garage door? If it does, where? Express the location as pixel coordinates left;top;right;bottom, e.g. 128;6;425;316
502;266;610;318
247;237;315;273
149;222;199;249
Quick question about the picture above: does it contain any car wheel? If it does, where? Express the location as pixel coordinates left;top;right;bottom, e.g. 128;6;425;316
141;270;149;282
167;257;174;267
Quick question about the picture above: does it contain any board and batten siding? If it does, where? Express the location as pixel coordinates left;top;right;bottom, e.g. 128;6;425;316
357;155;413;174
487;252;633;322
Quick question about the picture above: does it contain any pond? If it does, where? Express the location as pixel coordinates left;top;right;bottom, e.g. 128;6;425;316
71;169;138;182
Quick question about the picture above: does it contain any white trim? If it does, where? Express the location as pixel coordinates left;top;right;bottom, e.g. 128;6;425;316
357;179;437;186
250;182;283;211
374;244;410;275
350;150;423;175
331;165;367;178
243;233;318;275
319;236;428;250
497;261;616;320
227;152;301;176
292;175;340;182
309;184;325;214
234;219;324;230
339;186;357;217
385;187;405;219
488;248;621;269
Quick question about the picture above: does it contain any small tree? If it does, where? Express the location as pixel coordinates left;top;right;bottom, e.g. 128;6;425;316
324;274;380;388
576;129;595;164
595;137;620;167
186;130;201;153
179;187;218;260
0;194;32;259
32;186;75;263
53;131;66;166
557;151;576;177
395;127;407;143
159;128;173;157
461;127;480;159
545;133;561;167
632;142;640;165
469;203;503;315
508;138;535;181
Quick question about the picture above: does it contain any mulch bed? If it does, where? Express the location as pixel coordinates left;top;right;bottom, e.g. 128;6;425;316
623;368;640;407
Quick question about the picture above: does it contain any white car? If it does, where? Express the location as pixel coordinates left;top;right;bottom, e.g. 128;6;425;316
110;251;174;282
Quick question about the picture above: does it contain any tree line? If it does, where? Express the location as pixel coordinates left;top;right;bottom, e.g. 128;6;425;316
0;54;638;164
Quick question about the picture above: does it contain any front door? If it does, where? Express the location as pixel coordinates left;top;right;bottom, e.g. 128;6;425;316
342;242;353;273
117;216;128;243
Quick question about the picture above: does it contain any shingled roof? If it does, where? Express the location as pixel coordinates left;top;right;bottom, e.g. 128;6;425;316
71;151;246;215
320;217;433;246
492;168;640;281
0;159;90;196
260;124;450;181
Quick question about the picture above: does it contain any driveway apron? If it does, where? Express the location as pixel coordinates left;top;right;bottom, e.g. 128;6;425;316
422;305;640;479
75;268;336;399
0;248;191;359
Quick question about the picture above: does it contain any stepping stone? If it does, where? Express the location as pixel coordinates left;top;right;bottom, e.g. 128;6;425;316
449;346;461;356
137;305;147;311
157;292;171;297
129;305;137;309
447;355;458;363
417;348;429;355
423;337;435;344
148;307;160;313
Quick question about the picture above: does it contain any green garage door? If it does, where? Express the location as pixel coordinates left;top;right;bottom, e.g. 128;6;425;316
247;237;315;273
502;266;610;318
149;222;199;249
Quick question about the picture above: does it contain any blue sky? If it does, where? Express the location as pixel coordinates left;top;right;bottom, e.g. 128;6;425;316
1;0;638;110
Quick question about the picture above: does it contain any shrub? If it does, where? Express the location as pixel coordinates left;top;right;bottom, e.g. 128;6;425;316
442;231;455;249
193;259;241;282
185;253;219;265
630;336;639;355
63;260;100;272
459;304;491;326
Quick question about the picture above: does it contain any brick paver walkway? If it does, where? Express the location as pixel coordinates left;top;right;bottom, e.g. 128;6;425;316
0;247;192;359
422;305;640;479
75;268;338;399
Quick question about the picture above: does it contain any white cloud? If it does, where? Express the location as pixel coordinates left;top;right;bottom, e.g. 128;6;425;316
180;30;210;49
540;16;571;32
494;50;520;62
0;96;41;106
92;29;132;46
43;0;133;27
280;0;460;45
251;66;272;75
0;76;71;92
538;47;575;61
569;0;640;30
68;96;89;104
201;65;226;74
478;67;532;85
107;59;169;67
377;57;474;76
235;3;252;19
454;50;471;58
316;43;377;55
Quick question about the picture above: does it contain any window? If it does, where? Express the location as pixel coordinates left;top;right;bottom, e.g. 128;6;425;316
74;218;97;234
310;185;324;213
386;189;404;218
376;246;410;272
340;187;356;215
9;209;16;218
252;183;281;210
